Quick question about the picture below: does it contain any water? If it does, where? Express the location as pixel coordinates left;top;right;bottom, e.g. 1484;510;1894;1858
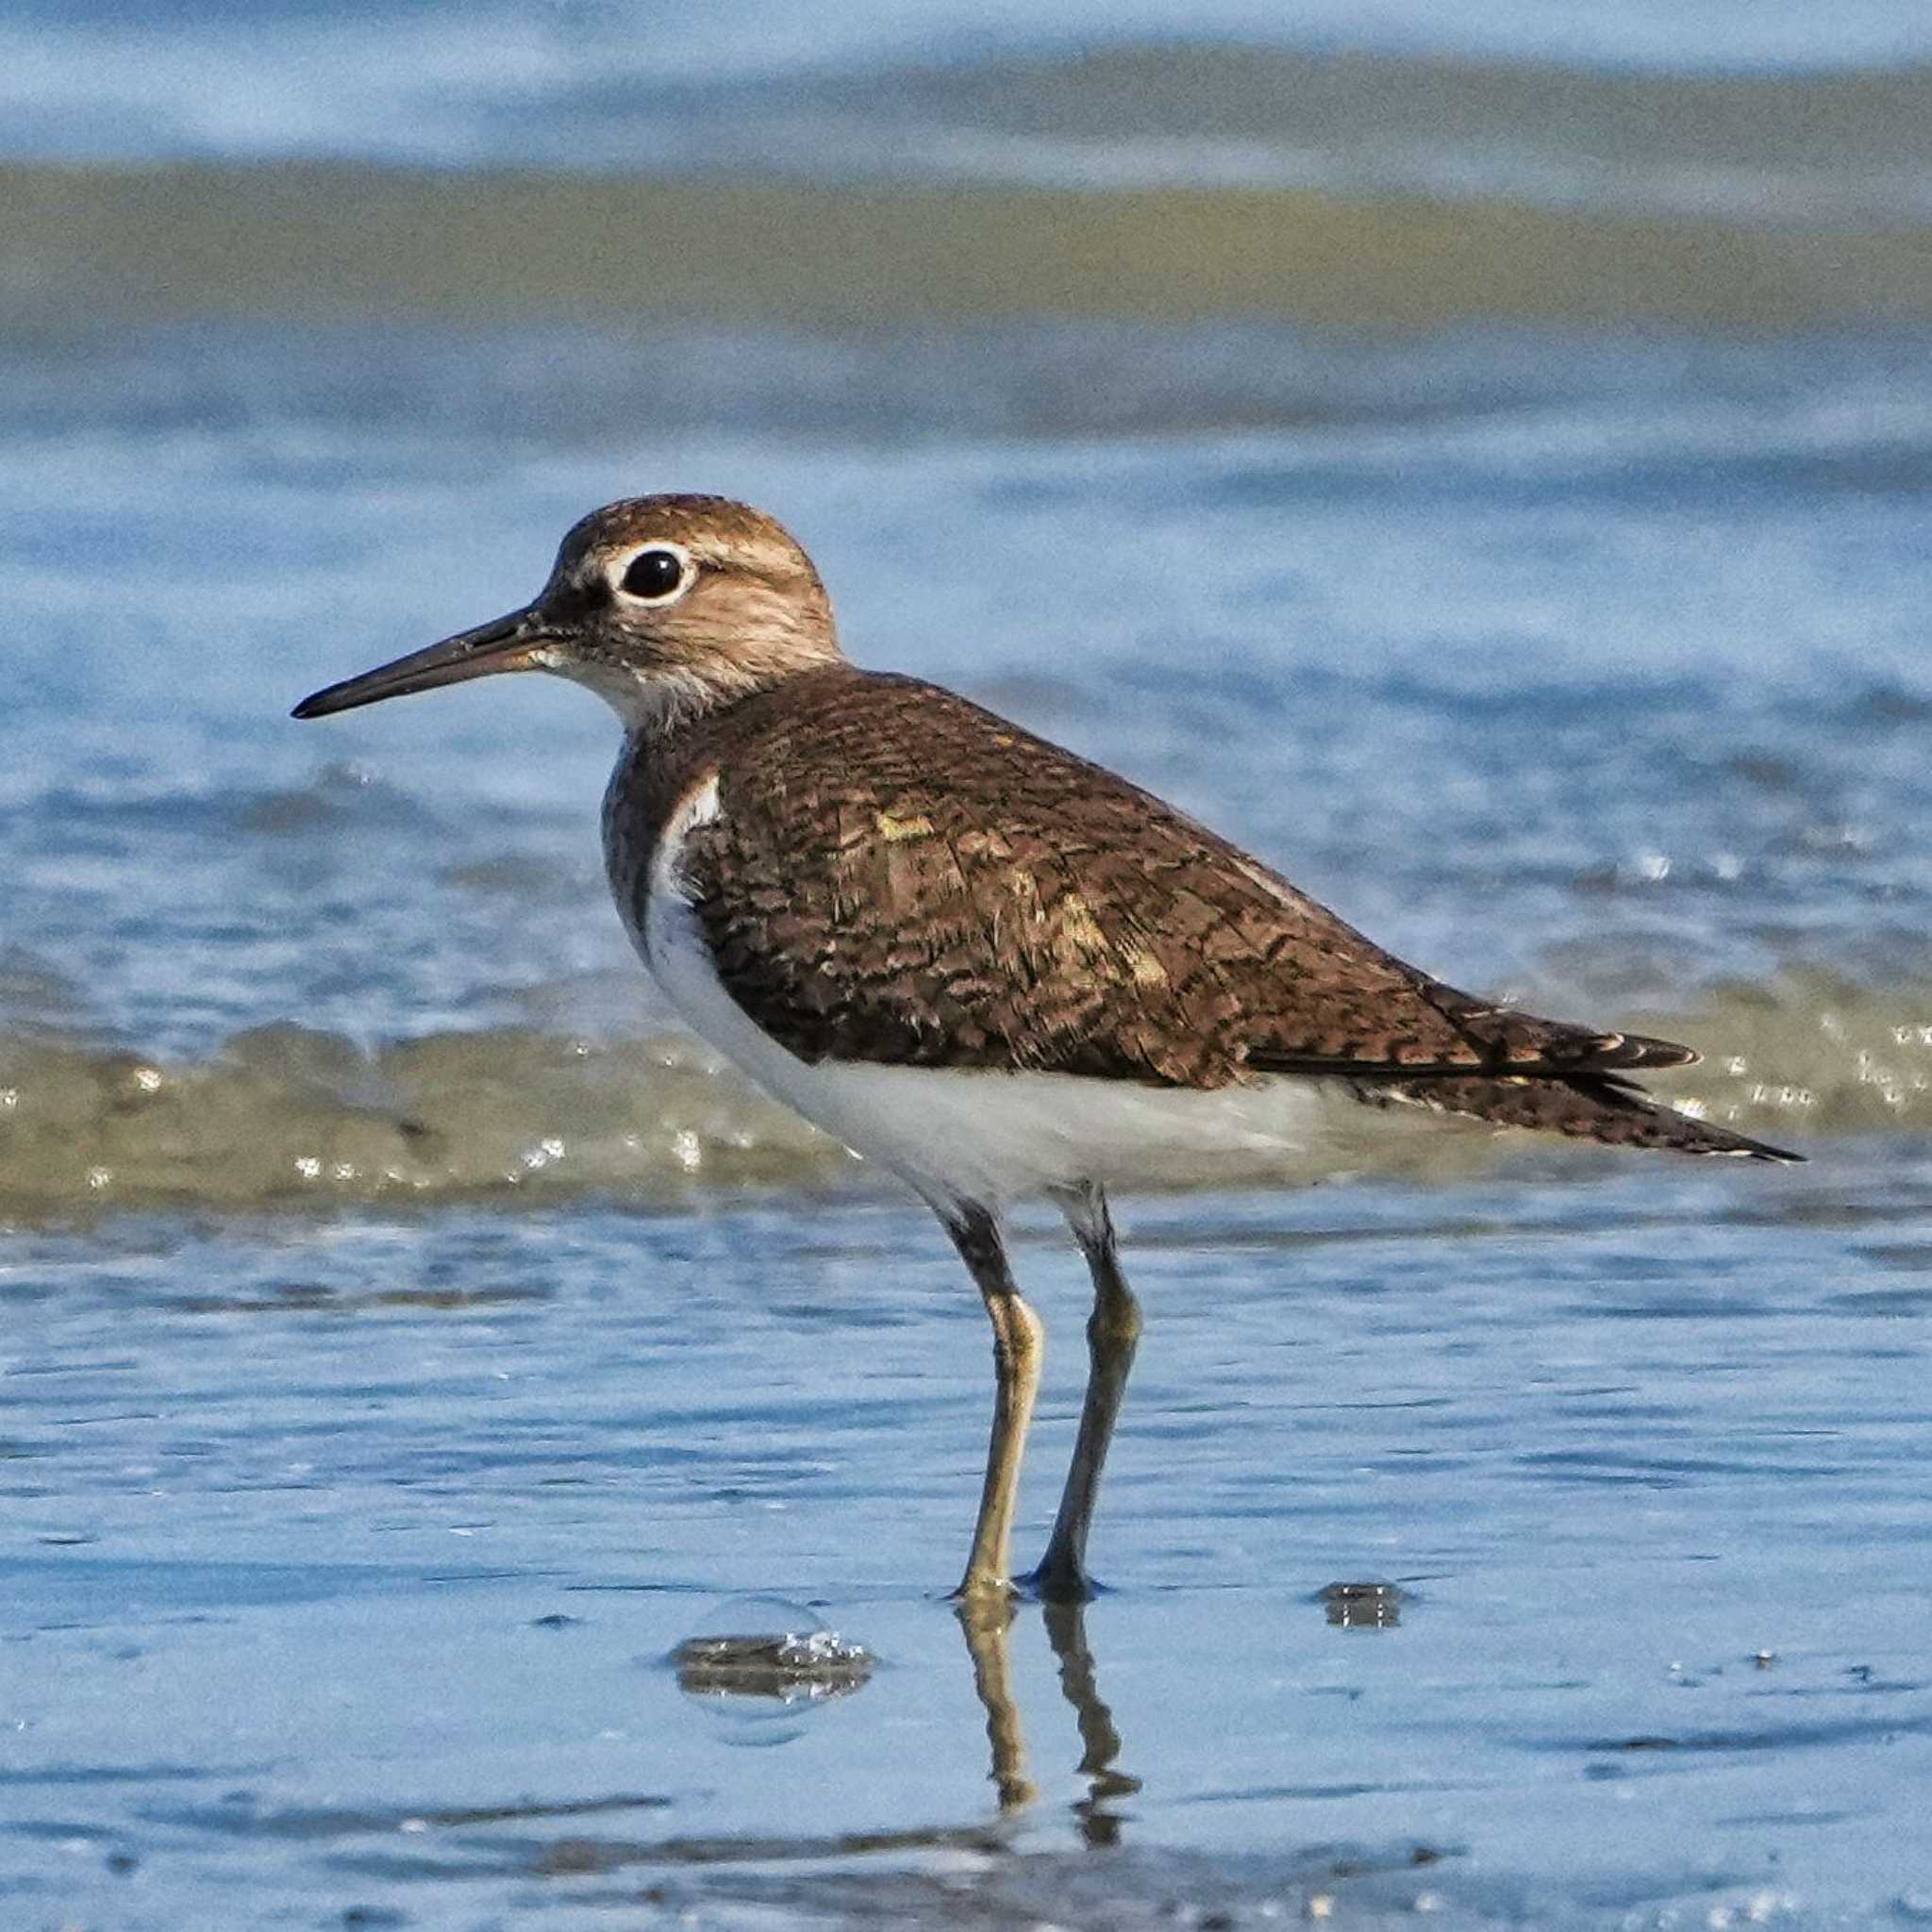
7;6;1932;1927
11;1170;1932;1925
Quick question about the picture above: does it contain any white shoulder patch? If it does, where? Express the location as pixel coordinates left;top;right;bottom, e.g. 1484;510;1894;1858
642;774;722;959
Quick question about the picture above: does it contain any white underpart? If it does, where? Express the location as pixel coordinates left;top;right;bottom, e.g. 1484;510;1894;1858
634;775;1350;1211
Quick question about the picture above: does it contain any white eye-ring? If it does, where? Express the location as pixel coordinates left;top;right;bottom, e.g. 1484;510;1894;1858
612;541;695;607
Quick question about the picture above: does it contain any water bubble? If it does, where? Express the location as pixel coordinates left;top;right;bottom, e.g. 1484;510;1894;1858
668;1593;873;1738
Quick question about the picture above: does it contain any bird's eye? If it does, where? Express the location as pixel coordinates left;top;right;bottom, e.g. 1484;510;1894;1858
617;545;691;604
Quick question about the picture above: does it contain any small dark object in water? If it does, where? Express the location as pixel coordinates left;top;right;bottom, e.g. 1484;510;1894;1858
1319;1580;1405;1629
671;1629;874;1704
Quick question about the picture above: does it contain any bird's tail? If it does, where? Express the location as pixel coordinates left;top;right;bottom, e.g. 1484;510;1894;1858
1361;1070;1803;1162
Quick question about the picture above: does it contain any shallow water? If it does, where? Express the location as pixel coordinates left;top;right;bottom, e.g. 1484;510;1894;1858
8;8;1932;1928
9;1158;1932;1926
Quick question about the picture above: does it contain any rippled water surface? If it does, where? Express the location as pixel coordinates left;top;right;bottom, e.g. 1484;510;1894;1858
10;1163;1932;1927
8;5;1932;1927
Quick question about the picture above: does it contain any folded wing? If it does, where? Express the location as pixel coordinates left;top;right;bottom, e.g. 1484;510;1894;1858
675;669;1796;1160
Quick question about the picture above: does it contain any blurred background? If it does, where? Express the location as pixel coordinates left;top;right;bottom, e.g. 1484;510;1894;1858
8;9;1932;1929
5;0;1932;1209
4;0;1932;1208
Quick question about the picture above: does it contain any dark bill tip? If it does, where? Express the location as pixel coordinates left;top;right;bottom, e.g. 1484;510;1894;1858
292;608;547;720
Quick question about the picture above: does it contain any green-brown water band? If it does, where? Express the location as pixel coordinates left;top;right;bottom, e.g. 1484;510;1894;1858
0;971;1910;1214
6;160;1931;330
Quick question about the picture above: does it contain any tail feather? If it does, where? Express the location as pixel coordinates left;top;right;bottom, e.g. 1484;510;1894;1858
1361;1070;1803;1163
1591;1032;1702;1072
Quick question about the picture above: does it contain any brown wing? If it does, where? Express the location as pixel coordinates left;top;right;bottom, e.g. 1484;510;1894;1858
672;667;1698;1091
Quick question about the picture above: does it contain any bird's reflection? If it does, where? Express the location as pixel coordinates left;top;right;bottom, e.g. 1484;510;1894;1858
955;1595;1141;1837
1045;1601;1141;1844
658;1572;1403;1858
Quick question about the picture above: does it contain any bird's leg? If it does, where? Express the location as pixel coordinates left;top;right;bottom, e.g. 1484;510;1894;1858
944;1201;1044;1607
1028;1183;1141;1601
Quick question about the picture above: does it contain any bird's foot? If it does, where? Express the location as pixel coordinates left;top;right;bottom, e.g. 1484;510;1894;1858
948;1572;1020;1623
1017;1554;1103;1604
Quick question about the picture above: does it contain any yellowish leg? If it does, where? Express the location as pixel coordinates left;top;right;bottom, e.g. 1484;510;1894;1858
955;1594;1037;1813
1030;1185;1141;1601
945;1202;1044;1607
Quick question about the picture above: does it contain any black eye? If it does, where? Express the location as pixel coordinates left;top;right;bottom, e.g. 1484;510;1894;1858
620;547;689;601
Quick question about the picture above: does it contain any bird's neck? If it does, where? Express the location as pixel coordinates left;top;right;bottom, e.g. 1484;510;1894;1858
604;658;858;839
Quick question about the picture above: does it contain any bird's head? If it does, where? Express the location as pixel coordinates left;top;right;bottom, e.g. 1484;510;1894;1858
292;494;842;732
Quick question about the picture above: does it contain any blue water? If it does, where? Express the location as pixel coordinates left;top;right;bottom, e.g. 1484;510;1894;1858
7;5;1932;1927
5;0;1932;179
9;1163;1932;1926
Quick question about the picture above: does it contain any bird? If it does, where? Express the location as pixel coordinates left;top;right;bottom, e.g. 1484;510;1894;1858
292;493;1800;1607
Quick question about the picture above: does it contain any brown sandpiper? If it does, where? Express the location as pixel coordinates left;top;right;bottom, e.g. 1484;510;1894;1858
293;493;1800;1606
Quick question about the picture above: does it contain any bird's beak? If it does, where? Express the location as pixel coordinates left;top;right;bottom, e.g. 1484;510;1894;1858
291;606;556;720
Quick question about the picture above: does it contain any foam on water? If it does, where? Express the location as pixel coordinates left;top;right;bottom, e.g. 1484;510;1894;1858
0;973;1897;1215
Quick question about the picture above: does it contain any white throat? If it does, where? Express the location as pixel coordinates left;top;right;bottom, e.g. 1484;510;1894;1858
533;648;719;734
